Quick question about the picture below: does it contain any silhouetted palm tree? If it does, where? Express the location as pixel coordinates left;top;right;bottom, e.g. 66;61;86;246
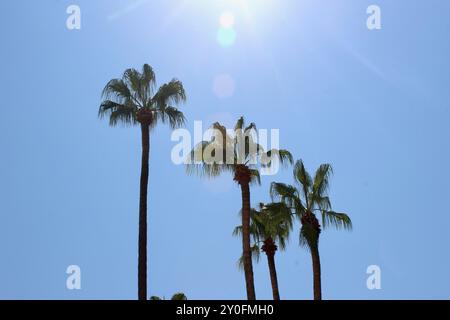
234;202;293;300
186;117;292;300
150;292;187;300
99;64;186;300
271;160;352;300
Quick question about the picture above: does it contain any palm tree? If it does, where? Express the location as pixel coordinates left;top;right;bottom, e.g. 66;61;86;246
233;202;293;300
186;117;292;300
99;64;187;300
271;160;352;300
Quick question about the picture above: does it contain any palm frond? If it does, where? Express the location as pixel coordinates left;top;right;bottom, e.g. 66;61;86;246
293;159;312;205
98;100;125;117
171;293;187;300
299;224;319;251
234;127;258;165
232;225;243;237
234;116;245;131
185;140;234;177
313;163;333;198
322;211;352;230
244;122;257;133
157;106;186;129
123;68;143;102
141;64;156;98
185;121;237;178
109;106;137;126
99;99;137;126
249;169;261;186
186;162;232;178
153;79;186;108
259;202;293;249
262;148;293;168
234;208;263;243
251;243;261;262
264;202;294;227
101;79;133;103
270;182;300;207
278;230;290;250
277;149;294;166
311;195;332;211
237;244;261;270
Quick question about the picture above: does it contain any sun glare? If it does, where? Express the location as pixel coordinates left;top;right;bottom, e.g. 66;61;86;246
220;11;235;28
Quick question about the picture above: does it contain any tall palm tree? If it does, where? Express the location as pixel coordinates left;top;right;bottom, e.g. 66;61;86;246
271;160;352;300
186;117;292;300
233;202;293;300
99;64;186;300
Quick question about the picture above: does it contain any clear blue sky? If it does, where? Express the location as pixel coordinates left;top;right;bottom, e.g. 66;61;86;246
1;0;449;299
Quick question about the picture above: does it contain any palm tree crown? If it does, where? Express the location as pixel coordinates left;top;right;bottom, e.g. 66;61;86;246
99;64;186;128
271;159;352;248
233;202;293;266
186;116;293;180
253;202;293;250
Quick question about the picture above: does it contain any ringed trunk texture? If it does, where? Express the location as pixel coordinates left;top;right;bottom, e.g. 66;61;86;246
266;252;280;300
240;182;256;300
138;123;150;300
311;246;322;300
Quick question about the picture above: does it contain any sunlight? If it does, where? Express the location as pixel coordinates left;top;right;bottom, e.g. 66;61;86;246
226;0;279;26
187;0;278;21
213;0;276;47
230;0;276;13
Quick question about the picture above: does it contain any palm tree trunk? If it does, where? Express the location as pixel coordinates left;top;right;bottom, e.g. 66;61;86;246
311;246;322;300
266;252;280;300
138;123;150;300
240;182;256;300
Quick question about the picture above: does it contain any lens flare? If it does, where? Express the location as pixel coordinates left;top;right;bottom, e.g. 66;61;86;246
217;27;236;47
220;11;235;28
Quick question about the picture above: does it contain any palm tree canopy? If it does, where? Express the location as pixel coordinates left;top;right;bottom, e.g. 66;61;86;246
252;202;293;250
270;159;352;249
186;116;293;181
233;202;293;266
99;64;186;128
149;292;187;300
171;292;188;300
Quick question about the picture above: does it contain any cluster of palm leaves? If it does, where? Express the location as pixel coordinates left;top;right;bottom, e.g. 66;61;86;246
150;293;187;301
99;64;352;300
233;160;352;300
186;117;293;300
233;202;292;300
